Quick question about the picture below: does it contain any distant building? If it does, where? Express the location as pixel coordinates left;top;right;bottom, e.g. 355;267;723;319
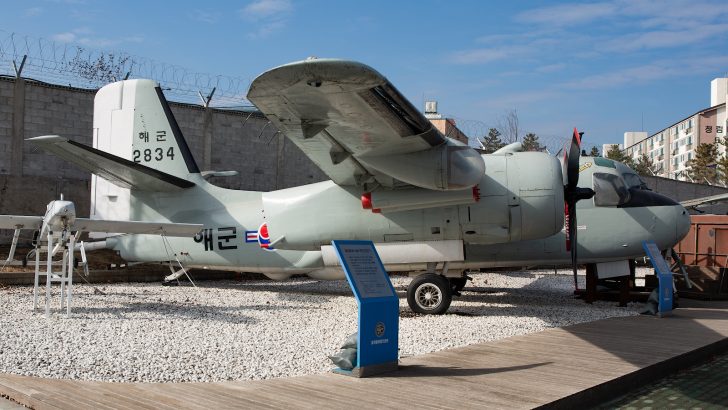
423;100;469;145
612;78;728;180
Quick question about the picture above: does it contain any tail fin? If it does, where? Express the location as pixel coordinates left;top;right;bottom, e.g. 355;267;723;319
93;79;200;177
90;80;200;223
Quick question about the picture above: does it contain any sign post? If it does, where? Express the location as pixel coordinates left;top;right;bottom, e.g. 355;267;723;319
642;241;674;317
331;240;399;377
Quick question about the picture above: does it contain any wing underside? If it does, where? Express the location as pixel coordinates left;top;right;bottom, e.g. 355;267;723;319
248;59;484;191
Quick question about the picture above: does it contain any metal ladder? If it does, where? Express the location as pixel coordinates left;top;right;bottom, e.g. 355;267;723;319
32;230;79;317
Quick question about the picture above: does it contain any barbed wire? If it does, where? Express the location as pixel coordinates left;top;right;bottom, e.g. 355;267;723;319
0;30;253;107
447;116;574;155
0;31;591;151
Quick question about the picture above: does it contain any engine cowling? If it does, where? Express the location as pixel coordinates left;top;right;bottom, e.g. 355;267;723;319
261;151;564;251
461;152;564;244
358;140;485;191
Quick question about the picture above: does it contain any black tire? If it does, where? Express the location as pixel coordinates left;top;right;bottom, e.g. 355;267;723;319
407;273;452;315
449;277;468;293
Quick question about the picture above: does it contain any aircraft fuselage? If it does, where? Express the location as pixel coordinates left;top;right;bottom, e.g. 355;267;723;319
107;155;690;280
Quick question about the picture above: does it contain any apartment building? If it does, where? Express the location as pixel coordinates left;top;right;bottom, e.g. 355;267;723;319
618;78;728;180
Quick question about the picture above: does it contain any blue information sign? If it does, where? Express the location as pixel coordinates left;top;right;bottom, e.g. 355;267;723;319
642;241;674;317
332;240;399;376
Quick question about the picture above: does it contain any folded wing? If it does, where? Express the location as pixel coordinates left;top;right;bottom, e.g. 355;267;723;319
248;59;484;191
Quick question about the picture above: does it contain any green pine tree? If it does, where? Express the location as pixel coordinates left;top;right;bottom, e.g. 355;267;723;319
633;154;657;176
521;132;543;151
686;142;718;184
481;128;505;154
605;144;634;168
716;137;728;185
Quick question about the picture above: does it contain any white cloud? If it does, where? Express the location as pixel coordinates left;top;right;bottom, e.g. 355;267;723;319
191;10;221;24
562;56;728;90
52;32;77;43
516;2;618;26
535;63;566;73
240;0;292;20
239;0;293;38
603;24;728;52
24;7;43;16
450;47;526;64
50;29;143;48
516;0;728;28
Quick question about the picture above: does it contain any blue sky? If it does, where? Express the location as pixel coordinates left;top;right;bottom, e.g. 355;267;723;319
2;0;728;150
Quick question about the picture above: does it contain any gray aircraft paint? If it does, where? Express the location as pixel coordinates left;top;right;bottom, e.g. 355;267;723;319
28;75;689;281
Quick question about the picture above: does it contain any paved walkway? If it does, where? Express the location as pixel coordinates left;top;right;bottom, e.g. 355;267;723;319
1;301;727;409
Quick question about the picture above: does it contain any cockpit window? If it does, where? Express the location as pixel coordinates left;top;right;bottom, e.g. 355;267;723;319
622;172;650;190
593;172;630;207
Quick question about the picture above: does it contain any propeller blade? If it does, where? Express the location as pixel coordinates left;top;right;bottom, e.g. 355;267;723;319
562;127;588;291
570;202;578;290
567;127;582;191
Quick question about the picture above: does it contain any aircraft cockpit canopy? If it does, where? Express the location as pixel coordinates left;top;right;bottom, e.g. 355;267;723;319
592;172;630;207
621;172;650;191
593;160;679;208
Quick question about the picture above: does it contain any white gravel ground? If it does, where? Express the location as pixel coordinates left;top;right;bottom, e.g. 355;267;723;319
0;269;642;382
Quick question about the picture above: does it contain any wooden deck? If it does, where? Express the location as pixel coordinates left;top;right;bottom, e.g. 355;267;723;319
2;301;728;409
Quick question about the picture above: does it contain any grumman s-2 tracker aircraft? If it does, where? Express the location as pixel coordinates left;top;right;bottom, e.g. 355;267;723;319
15;59;689;314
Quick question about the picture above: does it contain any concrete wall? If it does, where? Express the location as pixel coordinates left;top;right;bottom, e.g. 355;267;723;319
0;76;326;243
643;175;728;215
5;77;728;245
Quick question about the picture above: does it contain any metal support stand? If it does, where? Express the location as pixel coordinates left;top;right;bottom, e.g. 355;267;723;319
33;230;75;318
4;228;21;263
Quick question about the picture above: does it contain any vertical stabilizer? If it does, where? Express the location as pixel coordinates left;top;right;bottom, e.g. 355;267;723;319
91;80;200;226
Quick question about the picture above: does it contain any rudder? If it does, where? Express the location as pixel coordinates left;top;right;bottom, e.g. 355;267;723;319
91;79;200;224
93;79;200;178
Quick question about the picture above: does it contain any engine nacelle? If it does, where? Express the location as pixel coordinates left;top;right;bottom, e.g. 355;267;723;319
261;151;564;251
362;186;479;213
462;152;564;244
358;140;485;191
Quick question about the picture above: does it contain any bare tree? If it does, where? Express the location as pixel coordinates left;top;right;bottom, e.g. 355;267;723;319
66;48;133;84
496;109;521;143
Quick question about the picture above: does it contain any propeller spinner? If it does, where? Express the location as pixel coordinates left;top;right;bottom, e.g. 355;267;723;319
563;128;595;290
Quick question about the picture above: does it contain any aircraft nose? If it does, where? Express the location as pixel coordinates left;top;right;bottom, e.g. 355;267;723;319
675;206;691;243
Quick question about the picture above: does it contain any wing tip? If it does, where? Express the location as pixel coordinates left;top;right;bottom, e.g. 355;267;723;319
26;135;67;143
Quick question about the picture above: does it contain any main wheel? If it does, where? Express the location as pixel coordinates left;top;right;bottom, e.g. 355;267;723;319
449;277;468;293
407;273;452;315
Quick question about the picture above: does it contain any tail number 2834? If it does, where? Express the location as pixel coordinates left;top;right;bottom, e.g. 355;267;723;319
133;147;175;163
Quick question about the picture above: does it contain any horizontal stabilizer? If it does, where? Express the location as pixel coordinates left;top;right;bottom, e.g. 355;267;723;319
74;218;202;236
28;135;195;192
0;214;201;237
681;192;728;209
0;215;43;230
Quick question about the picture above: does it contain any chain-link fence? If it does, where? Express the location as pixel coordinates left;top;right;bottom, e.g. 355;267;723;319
0;30;254;108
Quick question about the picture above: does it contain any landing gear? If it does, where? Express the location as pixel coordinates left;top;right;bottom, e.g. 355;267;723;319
407;273;452;315
449;275;470;294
